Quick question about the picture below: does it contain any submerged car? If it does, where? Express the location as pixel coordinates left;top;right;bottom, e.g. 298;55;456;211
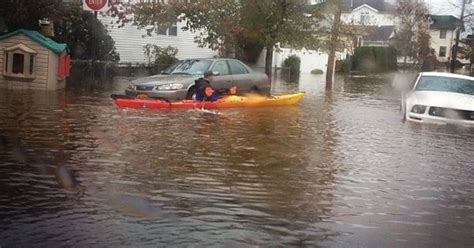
402;72;474;126
126;58;270;101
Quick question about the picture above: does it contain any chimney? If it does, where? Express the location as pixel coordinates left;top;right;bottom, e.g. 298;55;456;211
39;19;54;37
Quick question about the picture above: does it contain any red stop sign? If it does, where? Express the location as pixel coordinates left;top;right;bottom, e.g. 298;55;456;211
85;0;108;11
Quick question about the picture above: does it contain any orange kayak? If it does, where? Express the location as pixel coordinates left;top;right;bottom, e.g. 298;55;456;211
113;93;304;109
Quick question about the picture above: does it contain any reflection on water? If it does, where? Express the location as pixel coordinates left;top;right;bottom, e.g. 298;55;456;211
0;74;473;247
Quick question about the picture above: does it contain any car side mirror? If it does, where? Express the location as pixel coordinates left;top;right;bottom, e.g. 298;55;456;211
213;71;220;76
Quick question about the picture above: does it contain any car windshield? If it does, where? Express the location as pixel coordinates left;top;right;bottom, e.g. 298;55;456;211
415;76;474;95
170;60;211;75
161;62;181;74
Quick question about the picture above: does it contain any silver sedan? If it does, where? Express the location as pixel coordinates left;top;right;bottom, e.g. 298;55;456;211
125;58;270;101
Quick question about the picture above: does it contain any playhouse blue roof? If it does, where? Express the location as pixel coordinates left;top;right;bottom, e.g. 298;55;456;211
0;29;67;54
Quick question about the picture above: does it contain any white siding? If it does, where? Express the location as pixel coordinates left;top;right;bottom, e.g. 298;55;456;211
430;29;455;62
0;33;52;90
99;16;218;63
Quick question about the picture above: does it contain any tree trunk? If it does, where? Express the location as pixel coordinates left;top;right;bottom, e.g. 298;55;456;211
325;6;342;91
265;46;274;80
326;51;336;90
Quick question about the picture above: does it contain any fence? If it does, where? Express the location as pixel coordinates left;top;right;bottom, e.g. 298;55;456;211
253;66;292;82
68;60;117;86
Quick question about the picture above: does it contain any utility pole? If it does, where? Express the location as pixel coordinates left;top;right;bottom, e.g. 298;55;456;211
450;0;467;73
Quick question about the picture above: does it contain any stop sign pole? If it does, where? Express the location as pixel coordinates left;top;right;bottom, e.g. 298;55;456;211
82;0;110;63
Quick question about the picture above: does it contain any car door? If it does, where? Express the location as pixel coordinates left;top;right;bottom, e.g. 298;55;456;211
210;60;233;91
228;59;252;93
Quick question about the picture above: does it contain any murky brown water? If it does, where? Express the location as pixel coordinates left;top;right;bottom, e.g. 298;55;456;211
0;74;473;247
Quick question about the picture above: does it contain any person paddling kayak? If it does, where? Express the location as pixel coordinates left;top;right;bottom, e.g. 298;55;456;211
195;70;237;102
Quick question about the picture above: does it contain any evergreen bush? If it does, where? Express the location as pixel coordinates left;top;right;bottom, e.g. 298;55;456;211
353;47;397;72
283;55;301;82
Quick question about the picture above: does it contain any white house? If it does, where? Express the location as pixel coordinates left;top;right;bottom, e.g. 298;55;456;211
341;0;396;48
429;15;460;63
341;0;396;26
98;0;217;64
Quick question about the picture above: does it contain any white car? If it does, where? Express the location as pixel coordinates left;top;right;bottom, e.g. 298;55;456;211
402;72;474;126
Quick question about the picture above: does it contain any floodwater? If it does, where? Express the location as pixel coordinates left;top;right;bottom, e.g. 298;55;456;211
0;73;473;247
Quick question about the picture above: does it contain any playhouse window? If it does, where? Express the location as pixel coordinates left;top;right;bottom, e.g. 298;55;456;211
12;53;25;74
4;49;36;79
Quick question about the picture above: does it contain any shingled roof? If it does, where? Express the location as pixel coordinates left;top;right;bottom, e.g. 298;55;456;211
365;25;395;41
430;15;461;30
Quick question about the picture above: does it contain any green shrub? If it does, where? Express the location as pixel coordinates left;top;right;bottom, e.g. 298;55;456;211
353;46;397;72
311;68;324;74
143;44;179;73
283;55;301;82
341;56;352;74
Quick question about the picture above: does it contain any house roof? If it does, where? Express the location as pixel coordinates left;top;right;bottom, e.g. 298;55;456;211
430;15;460;30
344;0;395;12
365;25;395;41
0;29;67;54
353;4;379;13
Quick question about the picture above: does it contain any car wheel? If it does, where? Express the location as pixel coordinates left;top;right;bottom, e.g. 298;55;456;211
186;87;196;100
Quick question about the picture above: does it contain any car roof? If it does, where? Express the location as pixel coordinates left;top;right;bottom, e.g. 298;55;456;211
420;72;474;81
180;58;240;61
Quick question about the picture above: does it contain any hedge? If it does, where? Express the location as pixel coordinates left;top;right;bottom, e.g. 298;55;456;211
352;46;397;72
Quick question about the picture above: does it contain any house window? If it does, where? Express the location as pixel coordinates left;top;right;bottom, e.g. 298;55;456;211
157;23;178;36
157;26;167;35
440;29;447;39
168;24;178;36
360;11;370;25
12;53;25;74
439;46;447;57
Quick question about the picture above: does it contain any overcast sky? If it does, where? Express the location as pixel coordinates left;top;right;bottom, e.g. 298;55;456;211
425;0;469;16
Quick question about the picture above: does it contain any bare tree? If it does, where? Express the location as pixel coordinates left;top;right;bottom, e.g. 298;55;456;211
316;0;360;90
393;0;430;67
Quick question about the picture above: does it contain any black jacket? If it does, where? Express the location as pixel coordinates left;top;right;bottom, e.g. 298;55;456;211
194;78;233;98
